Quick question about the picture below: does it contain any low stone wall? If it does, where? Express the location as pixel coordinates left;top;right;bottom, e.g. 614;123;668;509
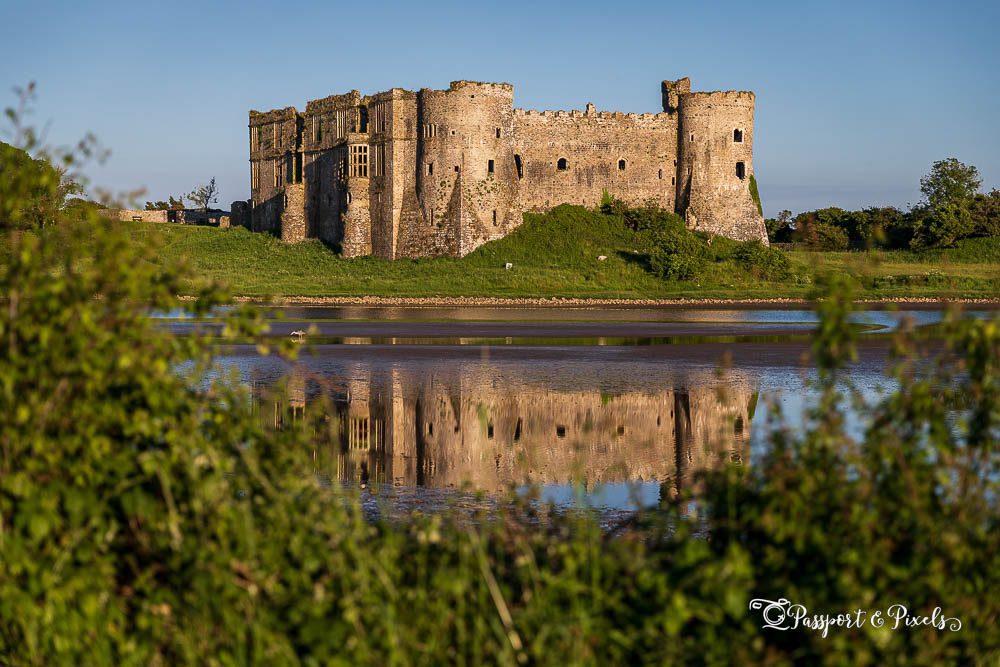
101;209;169;223
102;208;232;226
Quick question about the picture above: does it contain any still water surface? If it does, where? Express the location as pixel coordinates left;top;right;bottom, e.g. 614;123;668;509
196;306;994;516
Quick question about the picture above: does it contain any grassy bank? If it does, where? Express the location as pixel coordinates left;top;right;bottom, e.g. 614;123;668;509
114;205;1000;300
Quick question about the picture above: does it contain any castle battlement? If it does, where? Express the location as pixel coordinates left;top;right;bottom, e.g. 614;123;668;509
235;78;767;258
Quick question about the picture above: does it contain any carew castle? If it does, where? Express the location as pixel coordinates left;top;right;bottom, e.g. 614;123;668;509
231;78;767;258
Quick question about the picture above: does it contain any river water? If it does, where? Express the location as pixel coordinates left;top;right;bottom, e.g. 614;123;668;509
170;306;997;516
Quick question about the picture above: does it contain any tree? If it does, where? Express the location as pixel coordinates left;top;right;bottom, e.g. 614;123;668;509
971;189;1000;237
1;141;81;229
920;158;981;209
910;201;975;249
765;209;793;242
144;195;186;211
909;159;982;248
187;177;218;211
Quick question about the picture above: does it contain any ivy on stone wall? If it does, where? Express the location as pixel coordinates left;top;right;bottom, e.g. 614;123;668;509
749;174;763;217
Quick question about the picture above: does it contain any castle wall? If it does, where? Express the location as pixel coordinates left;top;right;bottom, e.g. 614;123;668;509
246;78;767;256
249;106;301;235
342;131;372;257
280;184;306;242
301;92;362;248
367;89;418;259
513;108;678;212
677;91;767;243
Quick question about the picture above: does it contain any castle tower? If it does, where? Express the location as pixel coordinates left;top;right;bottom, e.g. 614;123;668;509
676;90;767;243
415;81;520;257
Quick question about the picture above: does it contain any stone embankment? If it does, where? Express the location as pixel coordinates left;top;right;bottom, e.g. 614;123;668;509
179;295;1000;308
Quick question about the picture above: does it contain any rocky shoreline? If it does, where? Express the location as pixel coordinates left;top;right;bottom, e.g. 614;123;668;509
177;295;1000;308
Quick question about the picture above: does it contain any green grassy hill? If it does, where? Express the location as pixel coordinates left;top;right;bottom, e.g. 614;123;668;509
67;205;1000;300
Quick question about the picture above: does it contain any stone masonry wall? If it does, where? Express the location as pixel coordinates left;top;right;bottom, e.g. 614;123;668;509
412;81;520;258
100;209;169;222
677;91;767;243
513;108;678;213
245;77;767;257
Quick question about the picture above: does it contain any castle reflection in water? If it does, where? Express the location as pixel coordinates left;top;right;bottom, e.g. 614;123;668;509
255;362;757;497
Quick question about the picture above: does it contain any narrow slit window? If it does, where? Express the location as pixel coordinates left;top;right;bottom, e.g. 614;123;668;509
487;159;494;174
495;127;501;138
658;168;663;180
427;162;434;175
733;128;744;143
492;209;497;225
514;154;523;179
736;161;746;180
618;159;626;171
557;157;568;171
690;133;695;142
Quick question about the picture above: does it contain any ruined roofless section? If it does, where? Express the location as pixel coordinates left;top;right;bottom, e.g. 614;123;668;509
233;78;767;258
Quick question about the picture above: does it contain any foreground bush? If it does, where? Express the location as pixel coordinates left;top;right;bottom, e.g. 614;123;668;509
2;217;997;665
1;108;997;663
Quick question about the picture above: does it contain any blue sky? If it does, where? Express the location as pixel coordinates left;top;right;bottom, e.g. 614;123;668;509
2;0;998;216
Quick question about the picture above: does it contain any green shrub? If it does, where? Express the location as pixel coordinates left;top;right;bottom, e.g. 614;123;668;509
624;204;687;236
648;229;708;280
810;222;850;250
971;189;1000;237
733;240;792;280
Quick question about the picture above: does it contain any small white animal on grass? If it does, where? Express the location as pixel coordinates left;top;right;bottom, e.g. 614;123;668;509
504;262;513;270
597;255;607;261
290;330;306;342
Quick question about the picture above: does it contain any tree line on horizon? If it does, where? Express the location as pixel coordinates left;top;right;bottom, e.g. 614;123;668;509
766;158;999;250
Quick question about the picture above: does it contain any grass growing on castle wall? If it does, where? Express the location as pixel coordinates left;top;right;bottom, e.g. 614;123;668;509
103;206;1000;300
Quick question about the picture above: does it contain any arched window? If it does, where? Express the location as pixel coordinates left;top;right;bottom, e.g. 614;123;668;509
736;162;746;180
733;128;744;143
618;159;626;171
557;157;568;171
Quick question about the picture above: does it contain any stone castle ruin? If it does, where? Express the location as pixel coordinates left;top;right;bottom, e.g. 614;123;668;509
233;78;767;258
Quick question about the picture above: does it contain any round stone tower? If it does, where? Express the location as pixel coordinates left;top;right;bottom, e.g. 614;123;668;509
417;81;519;256
677;91;767;243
